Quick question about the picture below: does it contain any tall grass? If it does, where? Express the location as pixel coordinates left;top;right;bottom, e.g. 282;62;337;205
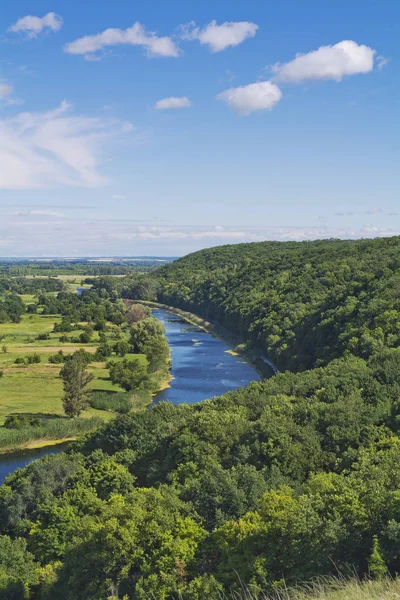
214;576;400;600
90;389;153;413
91;391;133;414
0;416;101;452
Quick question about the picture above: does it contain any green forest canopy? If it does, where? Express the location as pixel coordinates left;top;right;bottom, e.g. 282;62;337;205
2;236;400;599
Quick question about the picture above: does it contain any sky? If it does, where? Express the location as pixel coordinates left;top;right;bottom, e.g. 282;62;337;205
0;0;399;257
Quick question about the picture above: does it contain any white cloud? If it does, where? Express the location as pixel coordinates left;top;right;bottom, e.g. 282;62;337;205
217;81;282;115
8;12;63;37
0;100;133;189
112;194;126;200
65;22;179;60
181;20;258;52
272;40;376;83
154;96;191;110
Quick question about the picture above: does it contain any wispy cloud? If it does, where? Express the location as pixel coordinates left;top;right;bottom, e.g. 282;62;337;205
217;81;282;115
8;12;63;38
376;55;390;70
154;96;191;110
0;100;134;189
180;20;258;52
0;81;23;106
64;22;179;60
272;40;376;83
0;213;396;257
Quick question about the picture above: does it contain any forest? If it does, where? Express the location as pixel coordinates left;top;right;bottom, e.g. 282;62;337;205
1;236;400;599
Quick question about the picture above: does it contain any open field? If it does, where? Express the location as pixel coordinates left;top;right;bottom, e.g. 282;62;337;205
0;309;145;425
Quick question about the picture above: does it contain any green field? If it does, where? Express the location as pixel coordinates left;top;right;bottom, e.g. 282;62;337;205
0;311;145;426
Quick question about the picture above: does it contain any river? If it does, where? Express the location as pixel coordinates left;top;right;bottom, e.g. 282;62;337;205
0;309;260;484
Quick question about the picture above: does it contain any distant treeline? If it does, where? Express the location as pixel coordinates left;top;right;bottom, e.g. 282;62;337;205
0;258;174;276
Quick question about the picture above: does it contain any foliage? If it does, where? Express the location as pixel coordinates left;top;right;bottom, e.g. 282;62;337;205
3;238;400;596
130;236;400;371
60;352;94;417
108;357;149;391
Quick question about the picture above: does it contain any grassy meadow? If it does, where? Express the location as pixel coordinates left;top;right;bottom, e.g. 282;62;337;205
0;292;148;451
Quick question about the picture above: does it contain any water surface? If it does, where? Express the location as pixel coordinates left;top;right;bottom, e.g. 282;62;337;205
0;442;70;486
153;309;260;405
0;309;260;482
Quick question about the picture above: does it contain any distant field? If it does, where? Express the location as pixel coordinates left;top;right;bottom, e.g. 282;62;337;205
24;274;125;280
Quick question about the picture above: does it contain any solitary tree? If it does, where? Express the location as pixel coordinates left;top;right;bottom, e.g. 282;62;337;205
60;353;94;417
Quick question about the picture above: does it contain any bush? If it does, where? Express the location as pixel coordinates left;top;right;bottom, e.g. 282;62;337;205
49;350;67;364
14;357;26;365
4;414;40;429
36;333;50;341
26;353;41;364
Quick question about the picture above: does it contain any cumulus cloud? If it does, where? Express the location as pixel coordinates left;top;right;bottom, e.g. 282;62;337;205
217;81;282;115
65;22;179;60
272;40;376;83
154;96;191;110
0;100;133;189
180;20;258;52
8;12;63;37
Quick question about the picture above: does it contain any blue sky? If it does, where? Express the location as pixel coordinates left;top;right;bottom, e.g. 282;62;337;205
1;0;399;256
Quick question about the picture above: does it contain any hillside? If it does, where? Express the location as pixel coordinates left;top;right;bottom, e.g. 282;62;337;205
129;236;400;371
1;237;400;598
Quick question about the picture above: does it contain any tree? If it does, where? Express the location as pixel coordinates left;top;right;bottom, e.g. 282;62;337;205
129;317;166;354
108;357;148;391
2;346;7;354
368;536;387;580
60;353;94;417
126;303;150;325
114;340;129;357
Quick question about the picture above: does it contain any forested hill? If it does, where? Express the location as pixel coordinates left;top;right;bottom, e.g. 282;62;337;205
3;237;400;598
128;236;400;371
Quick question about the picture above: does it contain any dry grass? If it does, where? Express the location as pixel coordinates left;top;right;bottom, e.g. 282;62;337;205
223;577;400;600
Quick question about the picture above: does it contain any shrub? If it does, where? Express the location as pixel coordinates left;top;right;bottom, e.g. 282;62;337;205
4;414;40;429
14;357;26;365
26;353;41;364
49;350;67;364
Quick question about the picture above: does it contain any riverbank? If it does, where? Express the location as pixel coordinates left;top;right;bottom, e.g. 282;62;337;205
0;417;102;455
0;437;76;454
137;300;276;378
